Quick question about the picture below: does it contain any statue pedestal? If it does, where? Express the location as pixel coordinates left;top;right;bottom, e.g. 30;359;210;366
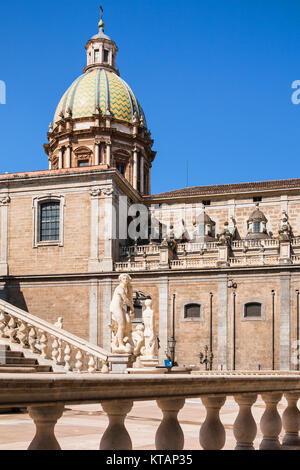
109;354;134;373
140;357;159;368
126;367;165;375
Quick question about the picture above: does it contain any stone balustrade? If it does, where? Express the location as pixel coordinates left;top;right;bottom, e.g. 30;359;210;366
0;299;118;374
116;237;300;272
0;372;299;450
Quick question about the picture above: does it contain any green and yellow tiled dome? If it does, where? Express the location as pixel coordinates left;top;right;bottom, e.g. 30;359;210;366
54;67;146;126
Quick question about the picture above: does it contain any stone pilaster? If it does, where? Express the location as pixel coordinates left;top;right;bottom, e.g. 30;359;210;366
159;277;169;364
0;195;10;276
100;187;115;272
88;187;101;273
280;273;291;370
217;274;228;370
89;280;99;345
102;278;112;351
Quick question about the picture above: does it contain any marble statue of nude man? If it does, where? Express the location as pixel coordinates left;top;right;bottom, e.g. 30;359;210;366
110;274;134;354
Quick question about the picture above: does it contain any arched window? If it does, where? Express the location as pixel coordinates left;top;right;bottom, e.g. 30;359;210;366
244;302;262;318
184;303;201;319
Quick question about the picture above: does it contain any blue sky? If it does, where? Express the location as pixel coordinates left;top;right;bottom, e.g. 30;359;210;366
1;0;300;195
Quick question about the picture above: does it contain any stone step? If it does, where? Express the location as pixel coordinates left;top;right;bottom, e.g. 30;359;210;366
0;366;37;374
35;365;53;373
0;351;24;359
2;357;38;366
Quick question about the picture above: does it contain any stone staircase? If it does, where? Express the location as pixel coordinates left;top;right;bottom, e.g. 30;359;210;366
0;299;131;374
0;344;52;374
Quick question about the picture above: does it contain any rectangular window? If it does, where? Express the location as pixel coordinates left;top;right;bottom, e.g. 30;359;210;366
202;200;211;206
253;222;261;233
78;160;89;167
116;162;125;176
94;50;100;62
253;197;262;203
184;304;201;319
39;202;60;242
244;302;262;318
103;49;109;63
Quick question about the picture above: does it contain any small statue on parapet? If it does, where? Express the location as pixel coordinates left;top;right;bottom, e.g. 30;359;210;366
279;211;292;241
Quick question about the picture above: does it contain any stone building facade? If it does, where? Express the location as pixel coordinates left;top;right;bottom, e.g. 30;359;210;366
1;12;300;372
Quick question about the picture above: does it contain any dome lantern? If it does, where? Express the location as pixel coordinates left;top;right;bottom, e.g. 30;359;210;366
84;6;119;75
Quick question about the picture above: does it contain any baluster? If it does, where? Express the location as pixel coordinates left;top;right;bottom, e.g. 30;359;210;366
282;392;300;448
234;394;257;450
0;310;6;338
28;328;38;353
8;316;18;343
17;321;29;348
155;398;185;450
200;396;226;450
100;400;133;450
259;392;283;450
101;361;110;374
57;337;63;364
52;338;59;364
27;404;65;450
64;344;71;372
75;350;83;373
88;355;96;374
39;332;48;359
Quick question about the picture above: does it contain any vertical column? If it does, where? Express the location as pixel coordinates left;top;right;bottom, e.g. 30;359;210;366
133;148;138;190
109;50;113;66
48;158;52;170
89;280;98;345
88;188;101;272
140;155;144;194
106;142;111;167
159;277;169;364
217;274;228;370
280;273;290;370
95;142;100;166
102;278;112;351
100;44;104;63
101;188;115;272
65;146;71;169
0;195;10;276
58;148;63;169
148;167;151;195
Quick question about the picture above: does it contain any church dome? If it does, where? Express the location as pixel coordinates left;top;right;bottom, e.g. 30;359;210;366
53;67;146;127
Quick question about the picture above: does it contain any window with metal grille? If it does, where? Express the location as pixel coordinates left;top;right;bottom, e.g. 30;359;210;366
253;222;261;233
244;302;261;318
39;202;60;242
184;304;201;319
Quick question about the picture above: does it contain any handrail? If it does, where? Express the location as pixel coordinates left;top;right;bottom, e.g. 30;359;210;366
0;372;300;450
0;299;109;362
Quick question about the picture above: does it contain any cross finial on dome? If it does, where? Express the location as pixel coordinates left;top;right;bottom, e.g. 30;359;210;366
99;5;104;30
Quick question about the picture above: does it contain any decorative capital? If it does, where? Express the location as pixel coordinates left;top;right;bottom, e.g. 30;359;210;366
102;187;114;197
90;187;102;198
0;195;10;206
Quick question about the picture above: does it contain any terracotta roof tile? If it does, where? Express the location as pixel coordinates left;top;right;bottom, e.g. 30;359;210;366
147;178;300;199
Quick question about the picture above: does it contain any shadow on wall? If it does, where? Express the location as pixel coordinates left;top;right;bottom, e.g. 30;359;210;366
4;279;29;312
